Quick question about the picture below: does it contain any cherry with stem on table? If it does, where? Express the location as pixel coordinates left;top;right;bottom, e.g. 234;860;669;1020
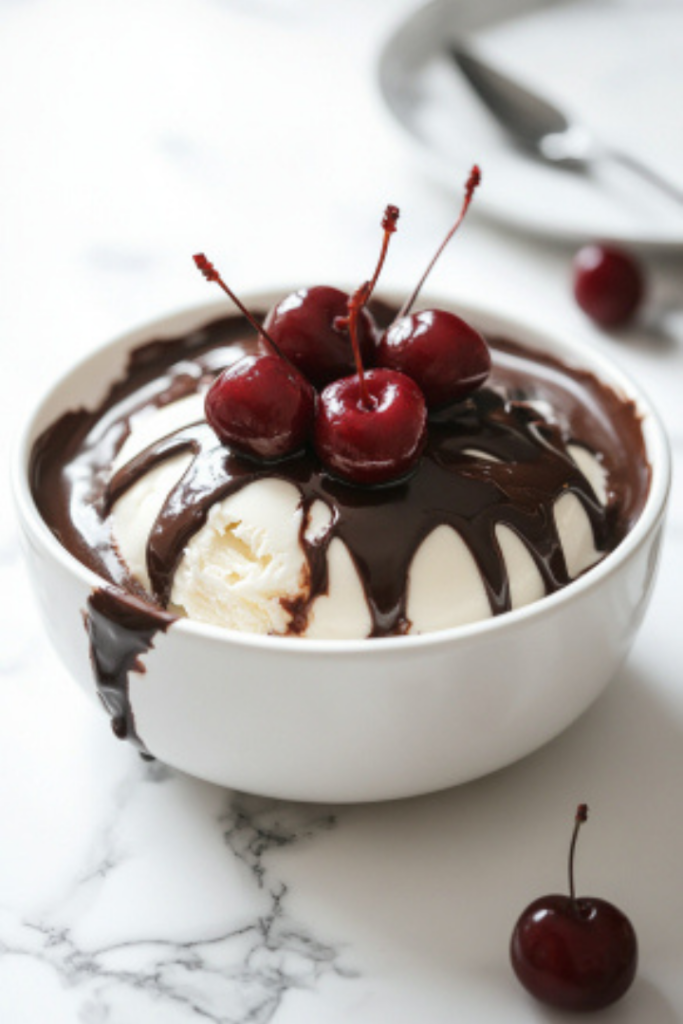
510;803;638;1012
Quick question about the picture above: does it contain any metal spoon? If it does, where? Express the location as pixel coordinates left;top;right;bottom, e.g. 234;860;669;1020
450;43;683;208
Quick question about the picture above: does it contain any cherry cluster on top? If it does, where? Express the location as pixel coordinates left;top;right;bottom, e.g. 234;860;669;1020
195;167;490;487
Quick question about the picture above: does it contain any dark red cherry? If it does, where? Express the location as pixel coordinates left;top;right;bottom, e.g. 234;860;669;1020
378;309;490;408
573;244;645;327
511;896;637;1013
263;206;400;390
205;354;315;460
264;285;378;388
511;805;637;1012
314;277;427;485
193;253;315;459
314;368;427;485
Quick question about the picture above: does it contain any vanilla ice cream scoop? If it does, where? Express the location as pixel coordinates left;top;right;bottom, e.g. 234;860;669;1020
109;385;610;639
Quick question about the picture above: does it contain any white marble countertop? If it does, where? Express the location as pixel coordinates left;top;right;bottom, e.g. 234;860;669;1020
2;1;683;1021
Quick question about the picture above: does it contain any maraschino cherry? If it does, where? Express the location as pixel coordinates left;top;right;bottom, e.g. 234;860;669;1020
194;254;315;460
377;167;491;409
510;804;638;1012
573;244;645;328
263;205;399;388
314;281;427;485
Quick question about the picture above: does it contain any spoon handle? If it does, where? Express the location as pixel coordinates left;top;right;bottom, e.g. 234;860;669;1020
607;148;683;208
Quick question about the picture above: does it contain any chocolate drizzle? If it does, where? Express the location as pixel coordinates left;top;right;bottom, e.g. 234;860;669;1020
84;588;175;750
105;388;611;634
30;302;651;741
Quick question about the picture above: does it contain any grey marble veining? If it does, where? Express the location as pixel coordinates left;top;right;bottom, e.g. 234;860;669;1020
0;769;356;1024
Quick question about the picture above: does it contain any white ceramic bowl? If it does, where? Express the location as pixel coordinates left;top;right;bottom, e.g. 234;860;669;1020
13;291;671;803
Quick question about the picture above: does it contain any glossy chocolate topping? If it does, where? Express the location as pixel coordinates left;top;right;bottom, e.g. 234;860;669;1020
30;302;650;744
84;588;175;749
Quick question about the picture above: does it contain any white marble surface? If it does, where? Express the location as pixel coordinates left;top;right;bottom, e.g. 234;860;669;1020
2;0;683;1020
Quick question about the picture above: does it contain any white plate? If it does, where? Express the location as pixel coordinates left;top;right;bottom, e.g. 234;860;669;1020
377;0;683;249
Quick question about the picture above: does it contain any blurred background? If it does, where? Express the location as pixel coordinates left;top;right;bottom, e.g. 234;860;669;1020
2;0;682;380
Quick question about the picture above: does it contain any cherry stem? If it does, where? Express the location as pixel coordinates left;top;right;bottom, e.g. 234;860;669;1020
348;281;373;410
193;253;285;360
335;205;399;410
396;165;481;321
568;803;589;904
336;204;399;333
367;204;400;302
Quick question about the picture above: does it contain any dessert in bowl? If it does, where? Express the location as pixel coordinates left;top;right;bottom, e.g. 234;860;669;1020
13;282;669;801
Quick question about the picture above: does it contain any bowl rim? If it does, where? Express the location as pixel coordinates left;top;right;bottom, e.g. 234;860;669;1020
12;288;672;656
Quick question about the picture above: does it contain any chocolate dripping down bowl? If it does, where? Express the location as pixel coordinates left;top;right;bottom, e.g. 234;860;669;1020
12;290;671;802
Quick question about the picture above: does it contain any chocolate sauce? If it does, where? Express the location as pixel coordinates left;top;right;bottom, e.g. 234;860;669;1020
30;303;650;742
84;588;175;750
